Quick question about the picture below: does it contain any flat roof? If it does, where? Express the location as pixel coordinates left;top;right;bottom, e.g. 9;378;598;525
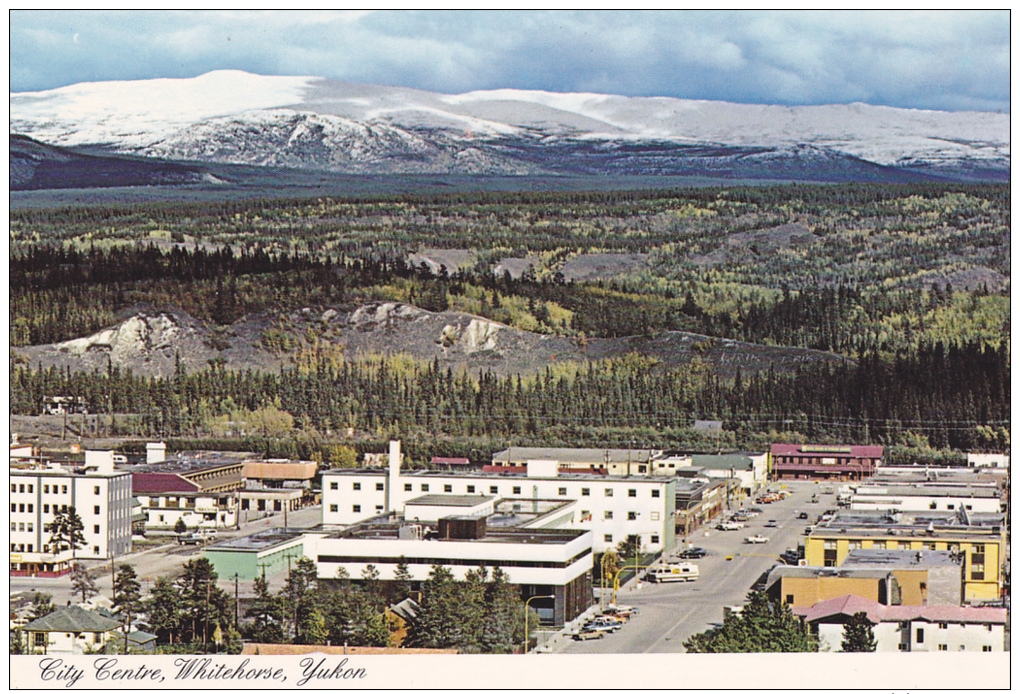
205;528;305;552
841;549;962;568
405;494;494;507
853;485;1000;499
322;467;673;483
492;446;657;465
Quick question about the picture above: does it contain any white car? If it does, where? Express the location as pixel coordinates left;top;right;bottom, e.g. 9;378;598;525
716;521;744;531
744;535;769;544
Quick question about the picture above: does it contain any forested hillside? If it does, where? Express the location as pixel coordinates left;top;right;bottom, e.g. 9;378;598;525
9;183;1009;457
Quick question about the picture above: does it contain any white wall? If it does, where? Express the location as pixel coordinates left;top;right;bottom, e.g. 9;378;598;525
321;469;674;553
816;619;1004;652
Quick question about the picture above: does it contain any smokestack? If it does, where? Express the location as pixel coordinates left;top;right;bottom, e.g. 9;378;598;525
388;440;402;515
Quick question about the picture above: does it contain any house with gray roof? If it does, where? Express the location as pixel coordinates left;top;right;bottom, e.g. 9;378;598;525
22;605;121;654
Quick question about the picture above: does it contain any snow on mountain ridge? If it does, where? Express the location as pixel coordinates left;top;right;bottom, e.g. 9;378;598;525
9;71;1009;177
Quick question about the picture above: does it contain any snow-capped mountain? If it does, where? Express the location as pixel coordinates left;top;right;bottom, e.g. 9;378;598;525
9;70;1010;181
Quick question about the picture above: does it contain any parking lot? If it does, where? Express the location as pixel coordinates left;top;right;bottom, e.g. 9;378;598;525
552;479;840;653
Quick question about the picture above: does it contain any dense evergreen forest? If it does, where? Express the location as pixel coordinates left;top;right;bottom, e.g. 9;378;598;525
9;183;1010;457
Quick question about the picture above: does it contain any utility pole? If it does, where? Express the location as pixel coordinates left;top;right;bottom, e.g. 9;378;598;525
234;573;239;628
204;582;210;646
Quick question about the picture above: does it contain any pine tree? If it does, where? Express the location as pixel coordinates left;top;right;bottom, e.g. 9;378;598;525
841;611;877;652
144;576;182;645
244;573;286;644
70;562;98;604
45;506;86;561
113;564;142;634
683;590;818;653
29;592;56;620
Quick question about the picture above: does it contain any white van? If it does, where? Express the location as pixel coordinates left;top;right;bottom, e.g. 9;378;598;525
648;563;699;583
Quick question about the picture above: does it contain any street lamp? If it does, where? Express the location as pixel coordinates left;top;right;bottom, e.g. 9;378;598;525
523;594;555;654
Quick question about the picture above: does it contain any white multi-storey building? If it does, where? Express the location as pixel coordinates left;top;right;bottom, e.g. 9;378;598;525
306;493;594;626
321;442;677;555
849;484;1002;513
10;451;132;576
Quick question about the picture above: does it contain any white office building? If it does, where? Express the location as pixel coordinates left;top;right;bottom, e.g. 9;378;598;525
10;451;132;576
321;442;677;555
849;484;1002;513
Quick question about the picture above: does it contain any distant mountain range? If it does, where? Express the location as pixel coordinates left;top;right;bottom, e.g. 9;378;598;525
9;70;1010;187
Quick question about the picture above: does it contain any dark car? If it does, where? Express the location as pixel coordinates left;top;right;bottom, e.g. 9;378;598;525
798;512;809;519
679;547;708;559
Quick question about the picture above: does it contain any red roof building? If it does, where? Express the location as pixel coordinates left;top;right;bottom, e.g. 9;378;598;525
770;443;883;481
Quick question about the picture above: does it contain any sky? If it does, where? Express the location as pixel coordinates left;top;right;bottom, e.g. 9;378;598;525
9;10;1011;112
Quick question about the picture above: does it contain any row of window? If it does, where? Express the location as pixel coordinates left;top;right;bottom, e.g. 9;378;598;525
604;534;660;544
10;482;83;495
317;547;592;570
10;543;105;556
11;503;105;516
328;479;662;499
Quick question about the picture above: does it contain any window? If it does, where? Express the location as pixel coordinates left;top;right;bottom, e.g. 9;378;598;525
512;486;521;495
982;646;993;652
330;482;338;491
444;484;452;493
938;644;948;651
375;505;383;512
651;534;659;544
651;489;660;498
986;625;993;632
938;622;948;629
650;512;660;521
93;546;100;555
628;512;638;521
43;485;49;494
604;534;613;543
43;504;50;514
376;483;384;491
18;504;24;512
18;523;25;532
28;484;33;493
848;540;862;550
9;504;14;513
329;505;338;512
467;485;475;494
94;506;100;515
94;486;100;495
490;486;498;494
605;489;613;497
93;525;100;534
898;644;908;652
628;489;637;497
421;484;429;492
353;482;361;491
9;523;14;531
915;628;924;644
971;568;985;581
353;505;361;513
27;505;33;513
62;486;67;494
558;487;567;496
581;488;590;496
19;484;24;493
9;484;14;492
27;544;32;552
604;511;613;519
34;633;46;646
786;595;794;604
404;483;412;492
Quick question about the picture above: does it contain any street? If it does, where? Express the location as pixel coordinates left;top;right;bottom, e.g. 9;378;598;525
10;504;324;607
553;480;839;653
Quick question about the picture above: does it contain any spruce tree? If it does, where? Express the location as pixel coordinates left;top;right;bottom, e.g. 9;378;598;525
841;611;877;652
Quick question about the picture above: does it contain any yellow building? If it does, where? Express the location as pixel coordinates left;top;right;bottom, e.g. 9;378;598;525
804;510;1005;603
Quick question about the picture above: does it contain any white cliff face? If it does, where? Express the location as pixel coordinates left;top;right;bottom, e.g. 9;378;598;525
59;314;187;361
10;70;1009;179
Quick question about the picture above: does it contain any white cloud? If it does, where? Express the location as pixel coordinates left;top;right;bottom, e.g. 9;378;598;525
9;10;1010;113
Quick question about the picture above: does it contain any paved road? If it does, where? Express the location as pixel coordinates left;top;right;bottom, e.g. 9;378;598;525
554;480;840;653
11;505;324;606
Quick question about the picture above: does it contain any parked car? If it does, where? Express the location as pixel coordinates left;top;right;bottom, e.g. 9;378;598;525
744;535;769;544
764;520;778;528
716;521;743;531
603;605;639;620
584;617;622;632
574;629;605;640
798;512;810;520
678;547;708;559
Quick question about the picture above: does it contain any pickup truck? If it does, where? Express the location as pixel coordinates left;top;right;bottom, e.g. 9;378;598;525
744;534;769;544
716;521;743;531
